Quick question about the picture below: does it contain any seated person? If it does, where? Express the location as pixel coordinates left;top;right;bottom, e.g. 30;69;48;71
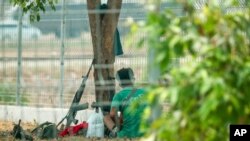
104;68;146;138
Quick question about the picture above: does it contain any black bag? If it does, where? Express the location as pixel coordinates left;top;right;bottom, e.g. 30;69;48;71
11;120;33;141
31;121;58;139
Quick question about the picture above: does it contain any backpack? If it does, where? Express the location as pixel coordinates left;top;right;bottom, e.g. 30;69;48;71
11;120;33;141
31;121;58;139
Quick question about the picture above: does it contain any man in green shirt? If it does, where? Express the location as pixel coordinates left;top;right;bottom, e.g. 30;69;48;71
104;68;146;138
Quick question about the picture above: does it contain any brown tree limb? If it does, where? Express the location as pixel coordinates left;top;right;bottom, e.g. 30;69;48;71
87;0;122;111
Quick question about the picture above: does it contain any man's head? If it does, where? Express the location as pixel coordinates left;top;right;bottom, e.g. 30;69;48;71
116;68;135;87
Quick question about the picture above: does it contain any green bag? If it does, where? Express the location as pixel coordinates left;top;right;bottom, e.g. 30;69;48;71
31;121;58;139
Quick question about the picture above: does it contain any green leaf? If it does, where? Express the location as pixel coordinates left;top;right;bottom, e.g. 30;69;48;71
36;14;40;22
39;4;46;12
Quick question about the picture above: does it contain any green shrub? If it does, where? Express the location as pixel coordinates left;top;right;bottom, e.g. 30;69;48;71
134;0;250;141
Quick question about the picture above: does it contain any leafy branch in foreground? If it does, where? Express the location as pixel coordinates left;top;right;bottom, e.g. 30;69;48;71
10;0;58;21
133;0;250;141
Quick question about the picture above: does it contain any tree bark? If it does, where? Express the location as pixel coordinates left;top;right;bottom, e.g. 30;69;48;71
87;0;122;112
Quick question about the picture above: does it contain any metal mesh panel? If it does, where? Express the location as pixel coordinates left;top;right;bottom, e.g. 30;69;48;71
0;0;247;137
0;0;148;108
0;0;246;110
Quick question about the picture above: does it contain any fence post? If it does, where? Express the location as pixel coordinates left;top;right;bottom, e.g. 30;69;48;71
0;0;6;78
16;7;23;105
59;0;66;108
147;0;161;83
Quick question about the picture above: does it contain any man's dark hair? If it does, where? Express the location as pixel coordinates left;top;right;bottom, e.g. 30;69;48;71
116;68;134;86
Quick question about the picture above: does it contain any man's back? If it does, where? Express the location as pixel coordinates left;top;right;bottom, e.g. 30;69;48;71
111;87;146;138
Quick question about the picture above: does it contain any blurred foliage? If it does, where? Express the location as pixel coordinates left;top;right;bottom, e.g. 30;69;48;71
9;0;58;21
0;83;29;105
132;0;250;141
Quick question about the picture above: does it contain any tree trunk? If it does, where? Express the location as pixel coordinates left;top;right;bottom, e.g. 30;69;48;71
87;0;122;112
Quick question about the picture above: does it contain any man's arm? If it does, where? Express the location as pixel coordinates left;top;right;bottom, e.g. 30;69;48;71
110;107;117;118
104;93;121;132
103;107;117;131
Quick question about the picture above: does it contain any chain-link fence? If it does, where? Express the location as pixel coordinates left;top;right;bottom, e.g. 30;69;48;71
0;1;248;139
1;0;247;107
0;0;150;108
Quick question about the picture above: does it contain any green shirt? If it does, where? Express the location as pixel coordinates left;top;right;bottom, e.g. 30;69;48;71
111;87;146;138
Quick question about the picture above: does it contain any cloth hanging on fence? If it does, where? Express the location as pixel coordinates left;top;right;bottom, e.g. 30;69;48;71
113;28;123;56
99;4;124;56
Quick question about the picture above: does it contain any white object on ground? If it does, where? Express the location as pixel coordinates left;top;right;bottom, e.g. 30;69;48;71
86;107;104;138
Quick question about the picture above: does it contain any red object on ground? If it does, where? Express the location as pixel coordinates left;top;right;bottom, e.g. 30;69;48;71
58;121;88;137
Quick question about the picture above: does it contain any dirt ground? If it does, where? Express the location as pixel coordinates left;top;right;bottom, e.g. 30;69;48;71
0;120;139;141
